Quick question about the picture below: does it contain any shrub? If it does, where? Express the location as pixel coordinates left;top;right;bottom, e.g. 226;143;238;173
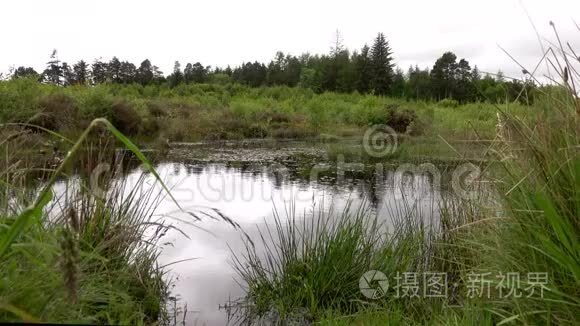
142;117;162;136
147;102;168;117
243;124;269;138
110;101;142;135
385;104;417;133
79;87;115;119
0;77;43;122
438;98;459;108
36;93;80;130
364;106;389;125
27;112;59;130
271;126;316;139
254;110;292;125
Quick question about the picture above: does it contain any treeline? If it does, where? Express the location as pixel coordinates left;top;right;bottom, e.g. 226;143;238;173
7;33;537;104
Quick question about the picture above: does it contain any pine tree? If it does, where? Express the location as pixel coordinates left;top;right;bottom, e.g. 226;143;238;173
42;49;63;85
405;65;432;100
91;59;108;84
322;30;352;92
62;62;74;86
390;68;406;97
471;65;481;82
72;60;89;85
370;33;394;95
168;61;183;87
108;57;122;83
354;44;372;93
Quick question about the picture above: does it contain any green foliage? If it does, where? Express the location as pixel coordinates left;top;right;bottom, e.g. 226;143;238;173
110;101;142;136
0;78;42;122
0;79;540;143
438;98;459;108
0;118;185;324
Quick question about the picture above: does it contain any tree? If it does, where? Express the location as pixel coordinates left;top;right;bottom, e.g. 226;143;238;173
119;61;136;83
12;66;39;80
454;58;475;102
184;62;207;83
430;52;476;102
370;33;394;95
390;68;406;97
354;44;372;93
321;30;353;92
107;57;122;83
72;60;89;85
136;59;154;85
167;61;183;87
406;66;431;100
183;63;193;83
298;67;318;90
61;62;75;86
42;49;63;85
430;52;458;100
152;65;165;83
232;62;267;87
471;65;481;82
266;51;286;85
92;59;108;84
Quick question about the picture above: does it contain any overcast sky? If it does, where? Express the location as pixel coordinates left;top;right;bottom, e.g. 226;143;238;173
1;0;578;80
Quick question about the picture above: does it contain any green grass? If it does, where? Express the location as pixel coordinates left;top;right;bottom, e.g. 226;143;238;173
232;198;447;323
0;119;178;324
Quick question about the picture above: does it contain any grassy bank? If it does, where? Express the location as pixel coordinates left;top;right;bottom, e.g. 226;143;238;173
0;120;177;324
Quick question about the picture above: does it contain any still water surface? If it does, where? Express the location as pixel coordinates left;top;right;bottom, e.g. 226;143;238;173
140;161;445;325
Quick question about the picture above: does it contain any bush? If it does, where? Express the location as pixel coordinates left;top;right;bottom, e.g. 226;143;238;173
147;102;168;117
79;87;115;119
110;101;142;135
27;112;58;130
243;124;269;138
254;110;291;124
36;93;80;130
142;117;162;136
0;77;42;122
271;126;316;139
385;104;417;133
438;98;459;108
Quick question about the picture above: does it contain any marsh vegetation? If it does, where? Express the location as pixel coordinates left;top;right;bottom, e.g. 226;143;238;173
0;22;578;326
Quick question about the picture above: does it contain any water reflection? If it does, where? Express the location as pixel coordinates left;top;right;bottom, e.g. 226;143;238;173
141;161;450;325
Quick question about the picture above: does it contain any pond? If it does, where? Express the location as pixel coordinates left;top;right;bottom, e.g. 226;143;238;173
51;142;479;325
147;156;461;324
